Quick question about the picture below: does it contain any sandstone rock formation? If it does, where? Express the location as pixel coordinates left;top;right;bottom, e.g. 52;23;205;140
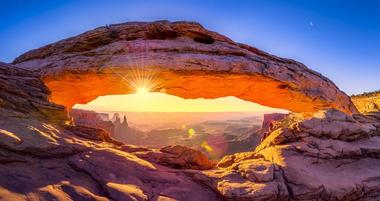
70;109;115;135
0;62;222;200
202;109;380;200
3;20;380;201
352;90;380;113
112;115;145;145
13;21;357;114
1;61;380;200
0;61;67;124
129;145;215;170
261;113;287;132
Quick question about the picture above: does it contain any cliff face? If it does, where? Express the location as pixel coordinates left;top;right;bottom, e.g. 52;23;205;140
70;109;115;134
112;115;146;145
13;21;357;114
261;113;287;131
224;113;287;155
352;91;380;113
0;62;67;124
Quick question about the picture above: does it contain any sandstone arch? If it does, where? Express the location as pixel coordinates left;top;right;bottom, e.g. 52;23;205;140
13;21;357;113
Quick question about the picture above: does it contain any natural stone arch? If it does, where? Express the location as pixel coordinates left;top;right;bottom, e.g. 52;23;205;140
13;21;357;113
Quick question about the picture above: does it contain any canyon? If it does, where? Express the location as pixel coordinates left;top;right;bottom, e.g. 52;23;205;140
70;108;269;159
0;21;379;201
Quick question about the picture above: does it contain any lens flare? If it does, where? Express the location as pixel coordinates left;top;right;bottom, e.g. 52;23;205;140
201;141;213;152
188;128;195;138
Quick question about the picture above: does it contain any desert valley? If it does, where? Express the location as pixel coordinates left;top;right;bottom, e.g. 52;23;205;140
70;109;279;159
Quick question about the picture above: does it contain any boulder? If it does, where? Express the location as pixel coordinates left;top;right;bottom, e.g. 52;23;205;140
133;145;215;170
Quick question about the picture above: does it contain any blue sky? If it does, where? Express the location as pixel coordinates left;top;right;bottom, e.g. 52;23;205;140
0;0;379;95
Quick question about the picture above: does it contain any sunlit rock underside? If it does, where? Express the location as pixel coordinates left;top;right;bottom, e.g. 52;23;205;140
13;21;357;113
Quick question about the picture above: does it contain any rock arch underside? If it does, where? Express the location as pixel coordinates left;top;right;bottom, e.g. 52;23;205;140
13;21;357;113
1;21;380;201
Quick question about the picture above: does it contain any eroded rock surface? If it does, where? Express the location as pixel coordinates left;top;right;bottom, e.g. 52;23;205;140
1;62;380;200
193;110;380;200
0;62;67;124
0;63;223;200
133;145;215;170
13;21;356;113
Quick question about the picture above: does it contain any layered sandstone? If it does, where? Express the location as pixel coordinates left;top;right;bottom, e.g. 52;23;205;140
13;21;357;113
0;62;67;124
70;109;115;134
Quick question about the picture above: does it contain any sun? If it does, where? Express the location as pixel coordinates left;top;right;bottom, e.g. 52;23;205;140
136;86;149;95
120;67;162;96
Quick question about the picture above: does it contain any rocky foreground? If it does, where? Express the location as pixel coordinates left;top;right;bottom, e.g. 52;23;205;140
1;62;380;200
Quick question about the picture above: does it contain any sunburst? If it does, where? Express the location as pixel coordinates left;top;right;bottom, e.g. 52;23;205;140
123;67;162;94
109;41;164;95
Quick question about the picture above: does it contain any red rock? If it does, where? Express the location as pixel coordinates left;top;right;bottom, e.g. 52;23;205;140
134;145;215;170
13;21;357;114
70;109;115;135
2;21;380;201
64;124;123;146
261;113;287;133
0;62;67;124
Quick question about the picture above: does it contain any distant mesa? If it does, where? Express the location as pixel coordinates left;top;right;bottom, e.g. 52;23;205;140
71;109;144;145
